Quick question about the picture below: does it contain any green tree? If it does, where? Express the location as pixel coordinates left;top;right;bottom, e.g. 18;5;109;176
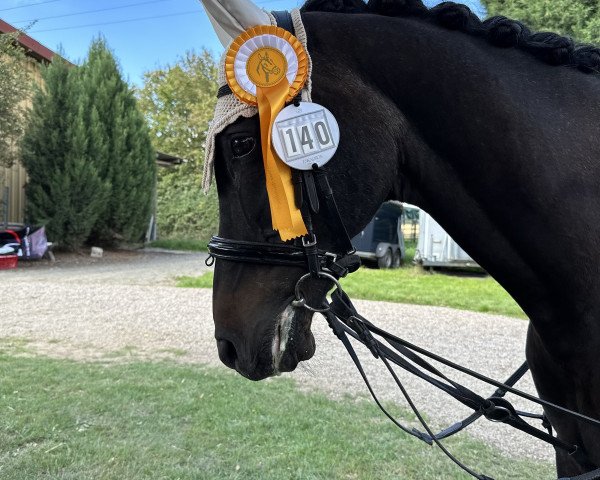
137;50;219;241
81;37;156;244
482;0;600;44
21;58;108;250
0;32;30;171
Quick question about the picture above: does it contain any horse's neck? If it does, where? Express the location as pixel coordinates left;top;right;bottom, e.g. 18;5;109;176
308;13;600;340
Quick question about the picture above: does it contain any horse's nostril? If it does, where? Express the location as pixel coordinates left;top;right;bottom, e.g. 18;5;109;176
217;339;238;369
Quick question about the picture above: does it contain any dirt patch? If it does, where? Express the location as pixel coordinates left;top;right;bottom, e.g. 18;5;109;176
17;249;147;269
4;248;210;286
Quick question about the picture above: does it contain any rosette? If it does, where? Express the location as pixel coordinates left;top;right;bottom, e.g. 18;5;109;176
225;25;308;105
224;26;309;241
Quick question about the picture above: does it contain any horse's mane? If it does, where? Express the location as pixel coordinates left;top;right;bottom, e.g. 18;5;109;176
300;0;600;75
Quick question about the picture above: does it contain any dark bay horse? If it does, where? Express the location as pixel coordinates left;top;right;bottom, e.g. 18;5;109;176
208;0;600;476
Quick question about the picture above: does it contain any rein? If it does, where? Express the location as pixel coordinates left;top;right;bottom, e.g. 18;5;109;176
324;290;600;480
207;10;600;480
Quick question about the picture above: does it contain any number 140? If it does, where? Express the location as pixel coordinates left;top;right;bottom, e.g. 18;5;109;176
281;121;334;158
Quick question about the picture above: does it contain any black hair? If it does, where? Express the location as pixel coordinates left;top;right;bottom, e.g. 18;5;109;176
301;0;600;75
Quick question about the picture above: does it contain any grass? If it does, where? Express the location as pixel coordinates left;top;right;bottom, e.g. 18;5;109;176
339;268;525;318
0;352;553;479
178;273;214;288
177;268;525;319
147;238;208;252
404;241;417;267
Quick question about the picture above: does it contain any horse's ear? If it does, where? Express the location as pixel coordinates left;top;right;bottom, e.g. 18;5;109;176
199;0;271;47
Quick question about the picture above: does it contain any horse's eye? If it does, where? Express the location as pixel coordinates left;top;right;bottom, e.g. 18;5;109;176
231;136;256;158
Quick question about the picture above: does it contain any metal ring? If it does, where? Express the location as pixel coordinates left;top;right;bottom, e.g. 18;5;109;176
291;298;329;313
293;271;342;312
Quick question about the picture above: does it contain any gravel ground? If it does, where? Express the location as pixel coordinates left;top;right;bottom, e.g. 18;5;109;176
1;251;554;467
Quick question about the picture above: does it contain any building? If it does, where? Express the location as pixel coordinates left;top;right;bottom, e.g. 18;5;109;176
1;23;185;239
0;19;59;226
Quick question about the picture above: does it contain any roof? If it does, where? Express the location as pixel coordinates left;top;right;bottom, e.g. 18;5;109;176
156;151;186;168
0;18;57;64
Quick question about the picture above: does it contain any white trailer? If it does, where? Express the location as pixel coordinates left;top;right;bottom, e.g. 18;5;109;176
413;208;481;269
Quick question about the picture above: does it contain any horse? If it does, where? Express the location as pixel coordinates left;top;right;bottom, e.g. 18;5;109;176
256;51;281;84
201;0;600;476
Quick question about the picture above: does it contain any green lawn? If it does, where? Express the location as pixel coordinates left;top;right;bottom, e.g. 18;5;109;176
178;267;525;319
147;238;208;252
0;352;552;479
178;273;214;288
339;268;525;318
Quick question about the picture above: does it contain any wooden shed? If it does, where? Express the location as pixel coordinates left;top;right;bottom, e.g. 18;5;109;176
0;19;58;226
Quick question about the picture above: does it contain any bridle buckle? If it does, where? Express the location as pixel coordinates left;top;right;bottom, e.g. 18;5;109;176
302;234;317;247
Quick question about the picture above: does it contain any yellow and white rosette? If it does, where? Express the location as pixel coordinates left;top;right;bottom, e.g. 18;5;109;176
225;25;308;241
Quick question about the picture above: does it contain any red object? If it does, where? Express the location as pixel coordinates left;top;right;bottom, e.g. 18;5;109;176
0;255;17;270
4;229;20;243
0;230;20;270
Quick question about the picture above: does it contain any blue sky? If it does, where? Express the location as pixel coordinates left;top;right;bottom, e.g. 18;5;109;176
1;0;485;87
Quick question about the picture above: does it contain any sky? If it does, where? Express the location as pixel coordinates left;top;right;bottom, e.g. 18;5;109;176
0;0;486;87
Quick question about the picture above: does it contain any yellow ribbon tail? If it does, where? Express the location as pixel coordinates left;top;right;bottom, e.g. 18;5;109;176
257;82;307;241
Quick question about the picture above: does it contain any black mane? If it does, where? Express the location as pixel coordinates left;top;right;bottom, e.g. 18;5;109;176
301;0;600;75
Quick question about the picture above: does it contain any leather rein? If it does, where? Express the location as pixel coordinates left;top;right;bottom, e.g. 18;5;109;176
206;11;600;480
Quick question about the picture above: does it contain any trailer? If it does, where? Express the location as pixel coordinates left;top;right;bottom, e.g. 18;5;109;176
414;209;481;269
351;201;405;269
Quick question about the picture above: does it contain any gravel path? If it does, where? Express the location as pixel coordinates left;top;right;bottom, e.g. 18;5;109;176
1;251;554;467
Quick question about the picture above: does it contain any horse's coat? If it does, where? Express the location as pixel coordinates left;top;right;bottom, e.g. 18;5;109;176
206;1;600;476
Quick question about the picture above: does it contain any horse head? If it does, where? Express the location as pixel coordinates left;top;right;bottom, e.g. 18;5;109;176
209;97;398;380
201;0;402;380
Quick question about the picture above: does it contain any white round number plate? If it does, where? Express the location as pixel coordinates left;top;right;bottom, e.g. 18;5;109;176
272;102;340;170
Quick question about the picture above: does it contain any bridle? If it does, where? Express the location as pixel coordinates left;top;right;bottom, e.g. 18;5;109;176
207;162;362;308
206;10;600;480
209;9;360;291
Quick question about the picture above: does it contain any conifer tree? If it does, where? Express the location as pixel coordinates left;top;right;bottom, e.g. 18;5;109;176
21;58;108;250
81;37;156;244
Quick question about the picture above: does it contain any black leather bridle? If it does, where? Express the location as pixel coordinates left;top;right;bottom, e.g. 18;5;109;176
207;10;600;480
207;163;361;278
208;12;360;286
207;161;362;310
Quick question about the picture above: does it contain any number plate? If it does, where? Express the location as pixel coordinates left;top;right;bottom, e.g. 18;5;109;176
272;102;340;170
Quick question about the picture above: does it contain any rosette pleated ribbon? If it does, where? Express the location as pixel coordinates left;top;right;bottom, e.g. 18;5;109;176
225;26;308;241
